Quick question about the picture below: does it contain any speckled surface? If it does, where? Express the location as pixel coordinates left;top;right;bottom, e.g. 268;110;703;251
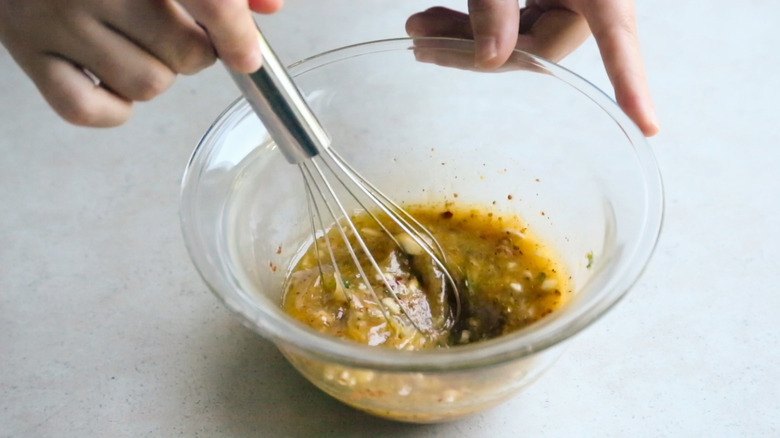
1;1;778;436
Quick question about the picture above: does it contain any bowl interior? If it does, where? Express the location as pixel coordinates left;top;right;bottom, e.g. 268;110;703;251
181;38;663;369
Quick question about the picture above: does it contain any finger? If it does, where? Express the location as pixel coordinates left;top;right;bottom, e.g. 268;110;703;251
411;40;514;74
406;7;473;39
22;54;133;127
467;0;520;68
55;19;176;102
248;0;284;14
580;0;658;135
100;0;216;75
547;0;658;135
518;5;544;34
516;8;590;62
178;0;262;72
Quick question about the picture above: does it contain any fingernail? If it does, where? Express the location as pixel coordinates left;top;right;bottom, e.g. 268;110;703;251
475;37;498;67
647;112;661;136
245;48;263;72
232;47;262;73
645;103;660;135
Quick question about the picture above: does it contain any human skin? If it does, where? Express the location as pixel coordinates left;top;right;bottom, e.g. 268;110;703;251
407;0;660;136
0;0;282;127
0;0;657;135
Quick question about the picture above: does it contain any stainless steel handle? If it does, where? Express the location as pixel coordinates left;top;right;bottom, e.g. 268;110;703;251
228;27;330;164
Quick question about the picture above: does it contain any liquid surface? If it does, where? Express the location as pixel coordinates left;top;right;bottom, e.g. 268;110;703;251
282;204;571;350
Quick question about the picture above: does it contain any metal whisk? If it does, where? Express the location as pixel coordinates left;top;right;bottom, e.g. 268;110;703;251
228;27;460;336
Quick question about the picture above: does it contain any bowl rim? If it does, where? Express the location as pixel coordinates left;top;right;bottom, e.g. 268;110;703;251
181;37;665;371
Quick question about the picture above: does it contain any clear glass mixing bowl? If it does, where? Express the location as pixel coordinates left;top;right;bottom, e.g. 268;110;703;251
180;38;664;423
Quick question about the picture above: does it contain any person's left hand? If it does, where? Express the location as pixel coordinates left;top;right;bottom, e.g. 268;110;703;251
0;0;282;127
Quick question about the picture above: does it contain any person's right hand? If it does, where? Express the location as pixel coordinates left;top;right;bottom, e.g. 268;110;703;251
0;0;282;127
407;0;659;137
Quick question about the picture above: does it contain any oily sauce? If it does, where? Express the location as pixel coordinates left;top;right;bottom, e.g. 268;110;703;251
282;204;571;350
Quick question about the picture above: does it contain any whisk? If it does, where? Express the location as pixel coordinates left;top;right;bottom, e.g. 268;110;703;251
228;28;461;336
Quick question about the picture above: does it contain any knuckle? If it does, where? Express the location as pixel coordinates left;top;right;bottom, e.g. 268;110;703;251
175;43;217;74
129;69;174;101
34;59;131;127
191;0;242;22
49;90;105;126
592;20;637;55
467;0;505;15
587;1;637;41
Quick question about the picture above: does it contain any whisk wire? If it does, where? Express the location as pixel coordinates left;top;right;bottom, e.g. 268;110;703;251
301;165;355;308
313;152;402;249
324;148;462;320
328;148;448;260
304;159;415;330
306;155;436;334
231;26;462;342
301;163;377;310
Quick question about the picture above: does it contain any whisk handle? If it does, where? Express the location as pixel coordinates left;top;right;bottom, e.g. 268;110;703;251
228;27;330;164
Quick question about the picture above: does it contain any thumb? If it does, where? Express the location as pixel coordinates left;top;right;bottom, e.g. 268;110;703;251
467;0;520;68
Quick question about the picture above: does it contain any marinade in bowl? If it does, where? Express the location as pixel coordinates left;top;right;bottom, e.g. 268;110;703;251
282;204;573;350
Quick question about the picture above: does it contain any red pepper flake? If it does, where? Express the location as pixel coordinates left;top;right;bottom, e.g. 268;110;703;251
507;194;513;200
276;246;282;254
269;262;277;272
440;210;454;219
540;211;546;216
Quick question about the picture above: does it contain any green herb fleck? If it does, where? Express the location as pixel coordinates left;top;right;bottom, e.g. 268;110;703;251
586;252;594;269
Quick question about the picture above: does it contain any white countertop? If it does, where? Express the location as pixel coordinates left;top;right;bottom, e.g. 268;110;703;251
2;1;778;436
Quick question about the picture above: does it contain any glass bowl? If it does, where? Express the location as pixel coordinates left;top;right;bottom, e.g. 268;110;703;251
180;38;664;423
